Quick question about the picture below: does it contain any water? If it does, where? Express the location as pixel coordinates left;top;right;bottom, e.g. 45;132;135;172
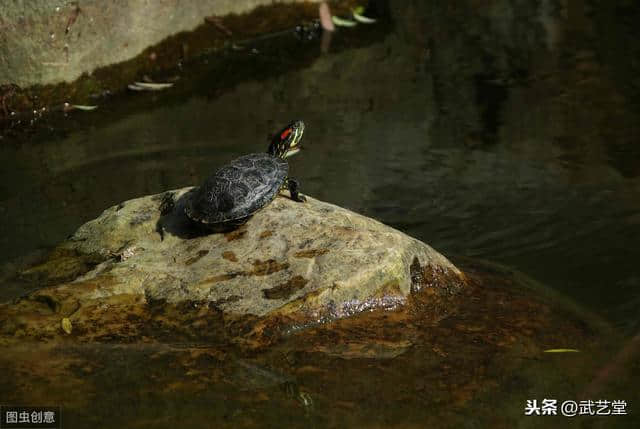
1;1;639;427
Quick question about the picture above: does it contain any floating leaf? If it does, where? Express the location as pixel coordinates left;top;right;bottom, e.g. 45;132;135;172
71;104;98;111
331;16;357;27
128;82;174;92
132;81;174;90
127;84;145;91
544;348;580;353
61;317;72;334
352;10;377;24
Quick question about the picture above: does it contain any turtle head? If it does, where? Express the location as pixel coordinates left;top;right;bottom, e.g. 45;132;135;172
268;120;305;159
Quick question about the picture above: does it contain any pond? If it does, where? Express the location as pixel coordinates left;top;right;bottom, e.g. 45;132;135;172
0;1;638;428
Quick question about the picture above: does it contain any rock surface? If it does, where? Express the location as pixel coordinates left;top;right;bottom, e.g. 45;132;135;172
0;0;326;87
23;187;465;324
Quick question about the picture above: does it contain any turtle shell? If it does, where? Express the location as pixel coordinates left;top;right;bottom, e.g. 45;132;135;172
185;153;288;227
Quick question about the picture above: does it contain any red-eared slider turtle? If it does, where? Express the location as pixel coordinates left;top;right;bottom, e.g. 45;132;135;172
185;120;306;231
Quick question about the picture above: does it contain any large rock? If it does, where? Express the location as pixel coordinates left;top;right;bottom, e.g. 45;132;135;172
23;187;465;324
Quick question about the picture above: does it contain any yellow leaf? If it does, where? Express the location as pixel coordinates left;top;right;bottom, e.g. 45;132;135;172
61;317;72;335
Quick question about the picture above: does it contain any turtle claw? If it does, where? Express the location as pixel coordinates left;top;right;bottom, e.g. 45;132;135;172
287;178;306;203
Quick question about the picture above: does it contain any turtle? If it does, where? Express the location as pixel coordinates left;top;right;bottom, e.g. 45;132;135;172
184;120;306;231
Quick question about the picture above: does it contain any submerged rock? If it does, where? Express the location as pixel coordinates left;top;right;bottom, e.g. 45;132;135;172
15;188;465;328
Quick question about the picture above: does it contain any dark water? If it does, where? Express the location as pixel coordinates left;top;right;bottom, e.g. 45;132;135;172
1;0;639;426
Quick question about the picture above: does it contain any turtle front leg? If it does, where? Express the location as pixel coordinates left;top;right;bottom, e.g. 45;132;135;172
287;177;306;202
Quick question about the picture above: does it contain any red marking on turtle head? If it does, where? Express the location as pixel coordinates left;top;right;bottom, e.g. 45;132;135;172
280;128;292;140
